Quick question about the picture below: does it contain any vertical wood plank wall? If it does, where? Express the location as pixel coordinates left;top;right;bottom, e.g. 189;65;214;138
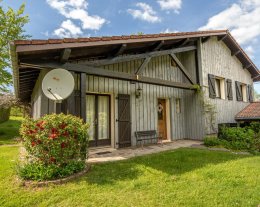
32;51;204;147
201;37;253;134
31;70;49;119
79;53;204;147
31;37;255;147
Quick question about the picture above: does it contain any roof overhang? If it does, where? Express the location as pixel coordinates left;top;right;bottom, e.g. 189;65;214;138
10;30;260;102
235;117;260;121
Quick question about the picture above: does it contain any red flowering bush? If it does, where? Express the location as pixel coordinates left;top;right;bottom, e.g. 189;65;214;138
18;113;89;180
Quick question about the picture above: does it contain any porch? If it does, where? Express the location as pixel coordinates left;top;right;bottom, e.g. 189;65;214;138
88;139;202;163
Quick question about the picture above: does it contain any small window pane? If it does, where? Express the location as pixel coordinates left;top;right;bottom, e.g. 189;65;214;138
176;98;181;113
215;79;221;98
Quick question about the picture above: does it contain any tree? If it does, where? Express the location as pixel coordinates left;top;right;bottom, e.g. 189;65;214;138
0;2;29;92
254;89;260;101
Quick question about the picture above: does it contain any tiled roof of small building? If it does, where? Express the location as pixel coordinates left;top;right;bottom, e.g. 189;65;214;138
235;102;260;120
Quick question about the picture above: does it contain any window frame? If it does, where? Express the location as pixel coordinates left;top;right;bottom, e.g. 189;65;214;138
215;76;225;100
176;98;181;114
241;83;248;102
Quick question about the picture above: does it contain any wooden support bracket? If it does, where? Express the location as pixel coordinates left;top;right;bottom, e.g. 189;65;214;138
202;36;211;43
60;48;71;63
218;34;228;41
135;57;151;74
243;64;252;69
169;54;195;85
113;44;127;56
151;40;164;51
232;50;241;56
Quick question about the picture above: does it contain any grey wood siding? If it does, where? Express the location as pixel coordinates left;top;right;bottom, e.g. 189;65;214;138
31;70;49;119
201;37;253;134
32;50;204;147
80;53;203;147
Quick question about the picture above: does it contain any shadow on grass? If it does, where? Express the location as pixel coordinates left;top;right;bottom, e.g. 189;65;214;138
78;148;250;185
0;117;23;144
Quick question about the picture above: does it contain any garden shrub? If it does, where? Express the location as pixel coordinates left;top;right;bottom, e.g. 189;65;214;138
248;122;260;152
219;127;255;150
203;136;222;147
248;122;260;134
18;113;89;181
0;107;11;123
251;134;260;153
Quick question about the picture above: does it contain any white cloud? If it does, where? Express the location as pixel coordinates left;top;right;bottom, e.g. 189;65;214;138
161;28;179;33
46;0;106;37
157;0;182;13
199;0;260;45
127;2;161;23
245;45;255;59
198;0;260;58
54;20;83;38
42;31;50;37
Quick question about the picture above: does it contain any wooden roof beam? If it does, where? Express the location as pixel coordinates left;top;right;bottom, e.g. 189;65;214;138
60;48;71;63
19;86;34;90
170;54;196;85
243;64;252;69
151;40;164;51
21;61;195;90
113;44;127;57
253;74;260;80
19;76;38;81
202;36;211;43
135;57;151;74
175;38;190;48
218;34;228;41
83;45;196;66
232;50;241;56
19;73;39;78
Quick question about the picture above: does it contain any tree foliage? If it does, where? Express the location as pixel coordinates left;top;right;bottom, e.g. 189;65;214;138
254;89;260;101
0;2;29;92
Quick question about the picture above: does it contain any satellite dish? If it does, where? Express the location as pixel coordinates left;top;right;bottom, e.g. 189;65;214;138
42;69;74;102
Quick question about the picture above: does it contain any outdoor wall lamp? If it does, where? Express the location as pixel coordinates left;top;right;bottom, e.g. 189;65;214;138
136;85;142;99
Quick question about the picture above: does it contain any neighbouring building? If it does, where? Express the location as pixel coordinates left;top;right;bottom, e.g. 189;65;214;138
235;102;260;123
10;30;260;148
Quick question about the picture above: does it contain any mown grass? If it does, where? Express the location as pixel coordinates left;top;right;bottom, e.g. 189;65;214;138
0;116;23;145
0;146;259;207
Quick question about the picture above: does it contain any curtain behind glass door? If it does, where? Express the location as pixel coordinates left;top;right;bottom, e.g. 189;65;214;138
86;95;95;141
98;96;109;140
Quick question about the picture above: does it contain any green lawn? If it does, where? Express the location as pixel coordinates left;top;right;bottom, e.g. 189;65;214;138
0;116;23;145
0;145;259;207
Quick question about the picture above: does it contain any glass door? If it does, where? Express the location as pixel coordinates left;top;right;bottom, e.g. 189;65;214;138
86;94;111;147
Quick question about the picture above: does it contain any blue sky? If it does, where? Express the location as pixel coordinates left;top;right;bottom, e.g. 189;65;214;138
3;0;260;92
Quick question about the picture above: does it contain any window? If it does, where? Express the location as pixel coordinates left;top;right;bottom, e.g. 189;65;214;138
235;81;247;102
215;79;221;98
176;98;181;113
215;77;225;99
241;84;247;102
208;74;225;99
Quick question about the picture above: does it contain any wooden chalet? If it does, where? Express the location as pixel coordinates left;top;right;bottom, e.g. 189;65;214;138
10;30;260;148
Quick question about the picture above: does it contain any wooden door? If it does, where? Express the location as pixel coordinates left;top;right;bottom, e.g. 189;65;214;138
117;94;131;148
158;99;167;140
